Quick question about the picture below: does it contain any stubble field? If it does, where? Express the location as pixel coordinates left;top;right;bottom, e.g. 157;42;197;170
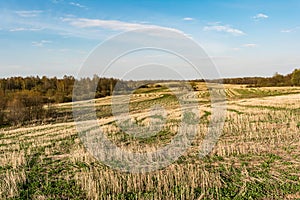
0;83;300;199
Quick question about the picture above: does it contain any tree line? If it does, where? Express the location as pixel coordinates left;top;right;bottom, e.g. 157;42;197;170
0;75;123;126
221;69;300;87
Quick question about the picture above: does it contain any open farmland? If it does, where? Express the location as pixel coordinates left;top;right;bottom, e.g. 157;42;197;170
0;83;300;199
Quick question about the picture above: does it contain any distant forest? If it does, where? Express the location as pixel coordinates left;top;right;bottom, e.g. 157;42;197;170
0;68;299;126
221;68;300;87
0;76;121;126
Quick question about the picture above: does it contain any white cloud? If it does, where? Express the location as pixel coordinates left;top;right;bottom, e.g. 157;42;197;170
61;17;195;41
207;21;222;25
62;17;185;33
9;27;43;32
243;43;258;48
32;40;52;47
253;13;268;20
203;25;245;36
281;29;292;33
51;0;63;3
69;2;87;9
15;10;43;17
281;27;299;33
182;17;194;21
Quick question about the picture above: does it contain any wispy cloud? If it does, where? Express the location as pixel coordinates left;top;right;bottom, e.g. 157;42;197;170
32;40;52;47
182;17;194;21
15;10;43;17
51;0;63;3
61;18;194;40
253;13;268;20
243;43;258;48
203;24;245;36
9;27;43;32
63;18;182;32
281;29;292;33
233;44;258;51
281;27;299;33
69;2;87;9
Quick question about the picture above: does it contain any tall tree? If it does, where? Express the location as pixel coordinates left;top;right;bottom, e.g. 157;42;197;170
291;69;300;86
0;90;6;125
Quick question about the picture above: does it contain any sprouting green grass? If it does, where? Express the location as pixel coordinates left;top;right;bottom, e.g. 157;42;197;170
1;83;300;199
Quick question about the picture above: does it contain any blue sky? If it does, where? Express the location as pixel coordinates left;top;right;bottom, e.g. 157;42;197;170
1;0;300;78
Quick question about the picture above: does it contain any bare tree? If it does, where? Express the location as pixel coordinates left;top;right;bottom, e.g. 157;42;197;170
6;98;25;125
